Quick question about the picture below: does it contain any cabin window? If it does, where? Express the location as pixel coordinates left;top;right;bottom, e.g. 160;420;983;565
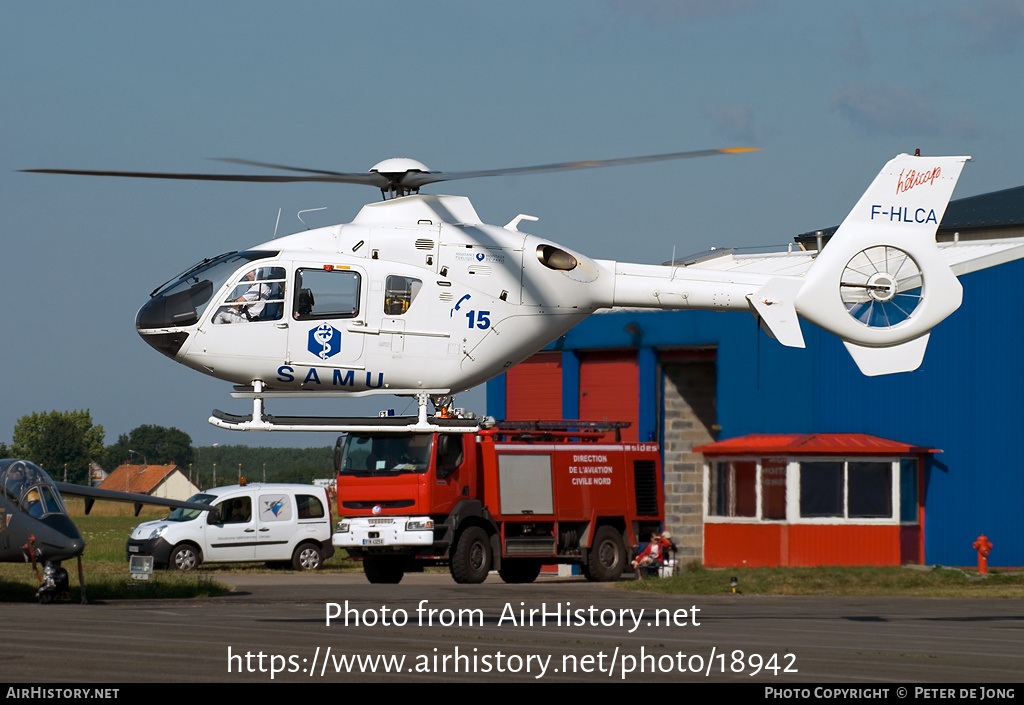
384;276;422;315
293;269;361;320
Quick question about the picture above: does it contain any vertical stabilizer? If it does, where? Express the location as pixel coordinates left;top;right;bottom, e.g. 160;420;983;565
794;154;969;374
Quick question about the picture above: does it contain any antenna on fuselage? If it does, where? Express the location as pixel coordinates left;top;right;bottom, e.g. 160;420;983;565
297;207;326;230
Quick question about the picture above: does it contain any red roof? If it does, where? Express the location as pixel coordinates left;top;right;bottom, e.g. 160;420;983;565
97;464;181;494
693;433;940;456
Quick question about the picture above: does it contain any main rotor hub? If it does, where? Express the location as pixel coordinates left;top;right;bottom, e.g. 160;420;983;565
369;158;430;174
369;158;431;199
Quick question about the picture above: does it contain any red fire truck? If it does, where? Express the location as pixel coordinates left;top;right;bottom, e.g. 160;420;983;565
332;421;663;584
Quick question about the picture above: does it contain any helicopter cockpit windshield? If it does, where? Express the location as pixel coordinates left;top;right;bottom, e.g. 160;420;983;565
136;250;280;331
0;459;67;518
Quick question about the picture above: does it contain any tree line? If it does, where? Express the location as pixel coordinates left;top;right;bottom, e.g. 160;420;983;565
0;410;334;486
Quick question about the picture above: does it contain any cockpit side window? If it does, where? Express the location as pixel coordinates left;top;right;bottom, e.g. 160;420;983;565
384;276;422;315
293;269;361;320
212;266;287;324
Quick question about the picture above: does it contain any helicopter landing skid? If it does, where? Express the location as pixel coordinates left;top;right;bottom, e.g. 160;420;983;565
209;388;483;433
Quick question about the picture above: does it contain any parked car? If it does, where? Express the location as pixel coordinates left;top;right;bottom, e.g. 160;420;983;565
126;483;334;570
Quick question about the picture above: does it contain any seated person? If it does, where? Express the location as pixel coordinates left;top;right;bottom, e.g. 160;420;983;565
632;531;673;573
214;270;270;324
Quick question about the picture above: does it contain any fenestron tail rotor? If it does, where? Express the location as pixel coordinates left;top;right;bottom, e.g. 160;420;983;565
839;246;923;329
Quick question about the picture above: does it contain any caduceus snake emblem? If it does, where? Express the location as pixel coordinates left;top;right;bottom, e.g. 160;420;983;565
313;324;335;360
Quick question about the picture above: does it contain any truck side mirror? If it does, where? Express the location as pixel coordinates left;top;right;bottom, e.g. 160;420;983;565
208;509;222;525
436;434;463;479
334;435;346;474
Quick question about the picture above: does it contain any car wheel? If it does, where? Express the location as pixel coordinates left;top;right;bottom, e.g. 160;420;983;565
292;543;323;571
170;543;201;571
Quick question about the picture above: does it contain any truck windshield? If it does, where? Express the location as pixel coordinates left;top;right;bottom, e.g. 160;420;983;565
165;493;216;521
338;434;433;476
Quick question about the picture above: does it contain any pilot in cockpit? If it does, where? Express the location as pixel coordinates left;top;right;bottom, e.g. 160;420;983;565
213;269;270;324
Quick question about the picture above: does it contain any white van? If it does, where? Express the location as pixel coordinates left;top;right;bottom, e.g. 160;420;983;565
126;483;334;570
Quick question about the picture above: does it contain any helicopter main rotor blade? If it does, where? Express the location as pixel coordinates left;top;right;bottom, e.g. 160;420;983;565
399;147;760;188
22;167;390;188
212;158;368;179
24;147;758;192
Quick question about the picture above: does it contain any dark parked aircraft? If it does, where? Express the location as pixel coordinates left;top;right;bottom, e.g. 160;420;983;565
0;458;214;603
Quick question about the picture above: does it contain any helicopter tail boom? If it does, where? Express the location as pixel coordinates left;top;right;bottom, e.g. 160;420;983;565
608;154;970;375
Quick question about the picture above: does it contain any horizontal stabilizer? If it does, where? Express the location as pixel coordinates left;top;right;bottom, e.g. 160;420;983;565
843;334;930;376
748;277;806;348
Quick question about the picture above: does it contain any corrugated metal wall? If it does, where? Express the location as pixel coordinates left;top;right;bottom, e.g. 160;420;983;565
579;351;639;442
504;351;563;420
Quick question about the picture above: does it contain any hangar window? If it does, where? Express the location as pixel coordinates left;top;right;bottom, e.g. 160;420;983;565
705;457;907;524
797;460;894;520
708;461;757;517
707;458;786;520
799;461;843;517
899;459;919;523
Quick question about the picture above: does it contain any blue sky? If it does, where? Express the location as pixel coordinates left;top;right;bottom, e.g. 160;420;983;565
3;1;1023;448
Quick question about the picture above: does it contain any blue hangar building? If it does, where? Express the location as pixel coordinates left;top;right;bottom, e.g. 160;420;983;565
486;185;1024;569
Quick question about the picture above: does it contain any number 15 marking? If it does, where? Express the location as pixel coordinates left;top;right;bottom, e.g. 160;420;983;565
466;310;491;329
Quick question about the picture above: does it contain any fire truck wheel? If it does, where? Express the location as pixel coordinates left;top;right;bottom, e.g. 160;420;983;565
364;557;405;584
498;558;542;584
586;526;626;582
451;526;492;584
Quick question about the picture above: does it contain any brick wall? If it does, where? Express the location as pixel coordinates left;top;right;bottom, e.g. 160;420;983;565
661;360;716;563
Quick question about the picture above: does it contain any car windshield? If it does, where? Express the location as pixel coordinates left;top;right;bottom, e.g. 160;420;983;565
165;493;217;521
338;434;433;476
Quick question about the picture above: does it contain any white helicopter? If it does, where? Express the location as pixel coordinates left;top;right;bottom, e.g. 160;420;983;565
26;149;1018;432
